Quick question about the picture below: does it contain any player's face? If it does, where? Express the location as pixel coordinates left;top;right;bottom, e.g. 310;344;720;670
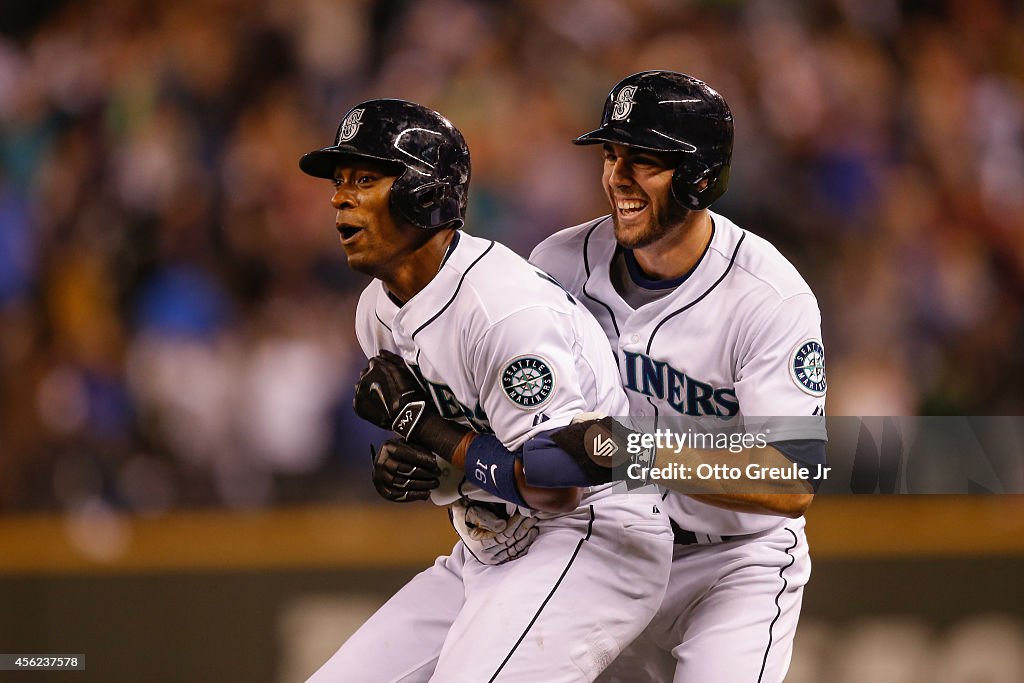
602;143;688;249
331;162;429;276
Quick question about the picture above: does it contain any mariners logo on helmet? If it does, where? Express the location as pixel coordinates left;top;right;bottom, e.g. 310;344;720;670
501;356;555;408
790;340;826;396
338;108;365;142
611;85;638;121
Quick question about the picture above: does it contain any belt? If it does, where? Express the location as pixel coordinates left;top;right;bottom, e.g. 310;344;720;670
671;519;739;546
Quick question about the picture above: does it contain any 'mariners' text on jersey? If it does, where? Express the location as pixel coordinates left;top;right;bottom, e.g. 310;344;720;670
621;351;739;416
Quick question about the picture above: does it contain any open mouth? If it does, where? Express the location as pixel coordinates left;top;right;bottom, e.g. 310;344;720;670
616;198;648;217
337;224;363;242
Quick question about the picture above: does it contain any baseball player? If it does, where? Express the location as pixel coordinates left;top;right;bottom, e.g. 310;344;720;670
299;99;673;682
522;72;827;682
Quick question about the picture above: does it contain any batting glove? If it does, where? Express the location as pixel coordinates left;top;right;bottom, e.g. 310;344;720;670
370;439;443;503
354;350;470;461
449;499;540;565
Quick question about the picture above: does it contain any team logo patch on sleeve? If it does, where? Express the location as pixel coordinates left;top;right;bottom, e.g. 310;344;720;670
500;356;555;409
790;339;827;396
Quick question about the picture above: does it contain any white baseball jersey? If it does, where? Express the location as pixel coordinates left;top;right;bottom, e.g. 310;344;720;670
353;231;630;507
530;212;826;536
310;231;674;682
530;212;823;683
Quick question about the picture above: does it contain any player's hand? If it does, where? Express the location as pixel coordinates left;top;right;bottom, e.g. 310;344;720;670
370;439;443;502
354;350;431;439
354;350;471;462
547;413;637;484
449;499;540;565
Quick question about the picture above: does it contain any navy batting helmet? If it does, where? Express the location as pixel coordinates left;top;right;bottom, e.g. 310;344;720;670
300;99;471;229
575;71;733;210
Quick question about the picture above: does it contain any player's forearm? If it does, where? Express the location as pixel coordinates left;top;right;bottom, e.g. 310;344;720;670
532;417;815;516
653;444;814;517
450;432;473;470
514;461;582;513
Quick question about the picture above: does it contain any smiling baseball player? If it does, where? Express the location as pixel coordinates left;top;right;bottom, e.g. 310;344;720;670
300;99;673;682
524;72;827;682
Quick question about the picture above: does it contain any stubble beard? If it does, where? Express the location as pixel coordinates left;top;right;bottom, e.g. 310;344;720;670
612;198;690;250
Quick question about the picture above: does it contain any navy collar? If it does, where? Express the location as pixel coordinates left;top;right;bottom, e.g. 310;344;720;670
385;289;405;308
440;230;461;269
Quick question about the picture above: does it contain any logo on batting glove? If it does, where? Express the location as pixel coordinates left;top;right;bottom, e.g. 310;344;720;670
392;401;426;440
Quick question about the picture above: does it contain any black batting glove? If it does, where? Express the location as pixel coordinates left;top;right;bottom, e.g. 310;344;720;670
354;350;470;461
370;440;443;503
353;350;430;436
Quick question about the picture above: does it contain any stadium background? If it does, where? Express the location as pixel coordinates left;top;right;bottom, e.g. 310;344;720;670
0;0;1022;680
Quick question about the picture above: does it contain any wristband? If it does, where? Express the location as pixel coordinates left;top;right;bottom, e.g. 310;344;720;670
464;435;528;508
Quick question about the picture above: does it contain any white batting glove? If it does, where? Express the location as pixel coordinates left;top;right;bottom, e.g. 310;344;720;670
450;499;540;565
463;501;510;534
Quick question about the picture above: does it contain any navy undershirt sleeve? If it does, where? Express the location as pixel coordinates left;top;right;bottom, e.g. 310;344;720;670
772;439;827;491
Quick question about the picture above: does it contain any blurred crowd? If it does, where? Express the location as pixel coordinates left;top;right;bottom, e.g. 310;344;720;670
1;0;1022;512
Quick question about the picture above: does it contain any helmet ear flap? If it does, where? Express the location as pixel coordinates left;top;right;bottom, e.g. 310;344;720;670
671;162;730;211
671;163;712;210
412;182;446;209
391;179;464;230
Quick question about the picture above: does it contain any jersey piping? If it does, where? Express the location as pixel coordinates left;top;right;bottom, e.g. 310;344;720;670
581;217;621;337
489;505;597;682
643;232;746;418
374;310;392;332
758;526;799;682
644;232;746;356
411;240;495;339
